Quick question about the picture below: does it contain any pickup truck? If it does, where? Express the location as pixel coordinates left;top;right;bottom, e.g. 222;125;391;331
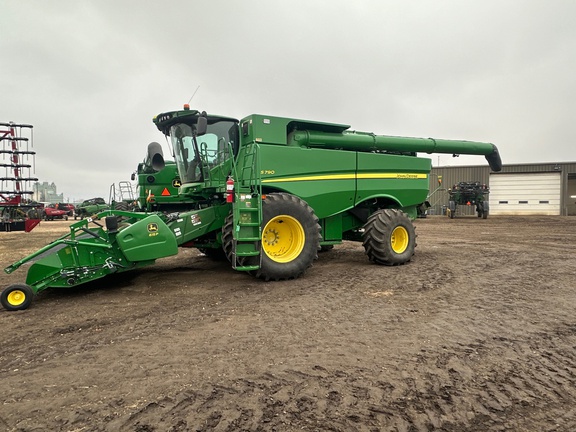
43;203;70;221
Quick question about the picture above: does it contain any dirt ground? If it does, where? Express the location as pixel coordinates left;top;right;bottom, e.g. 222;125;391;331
1;215;575;432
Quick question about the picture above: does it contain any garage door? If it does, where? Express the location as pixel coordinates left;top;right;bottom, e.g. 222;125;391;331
489;172;561;215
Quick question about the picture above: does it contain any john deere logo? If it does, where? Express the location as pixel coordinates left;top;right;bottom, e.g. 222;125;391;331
172;179;181;188
147;223;159;233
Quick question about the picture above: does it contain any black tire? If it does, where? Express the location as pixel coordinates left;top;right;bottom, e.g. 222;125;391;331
476;202;484;218
27;209;39;219
448;201;456;219
362;209;416;266
222;213;235;263
114;201;131;223
114;202;130;211
243;193;320;281
1;284;34;311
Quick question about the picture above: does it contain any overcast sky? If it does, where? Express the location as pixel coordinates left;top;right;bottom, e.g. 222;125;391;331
1;1;575;202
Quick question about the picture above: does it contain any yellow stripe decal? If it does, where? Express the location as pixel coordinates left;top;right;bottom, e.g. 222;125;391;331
262;173;427;183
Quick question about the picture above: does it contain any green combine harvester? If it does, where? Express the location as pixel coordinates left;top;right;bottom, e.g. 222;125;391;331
1;106;502;310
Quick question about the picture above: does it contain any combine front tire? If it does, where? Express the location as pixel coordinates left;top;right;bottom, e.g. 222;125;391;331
249;193;320;281
1;284;34;311
222;213;235;263
362;209;416;266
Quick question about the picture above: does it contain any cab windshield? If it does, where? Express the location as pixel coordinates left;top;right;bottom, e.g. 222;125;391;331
169;119;238;184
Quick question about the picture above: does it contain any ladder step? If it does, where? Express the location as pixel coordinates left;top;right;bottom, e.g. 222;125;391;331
234;265;260;272
235;251;261;257
238;222;260;227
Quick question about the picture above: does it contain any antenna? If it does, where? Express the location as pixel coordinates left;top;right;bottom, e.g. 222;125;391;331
188;86;200;105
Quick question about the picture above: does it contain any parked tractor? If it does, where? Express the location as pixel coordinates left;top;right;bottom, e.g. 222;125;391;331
447;181;490;219
74;197;109;219
2;106;502;310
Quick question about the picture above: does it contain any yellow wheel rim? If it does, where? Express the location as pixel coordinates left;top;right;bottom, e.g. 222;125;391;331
7;290;26;307
391;226;409;254
262;215;305;263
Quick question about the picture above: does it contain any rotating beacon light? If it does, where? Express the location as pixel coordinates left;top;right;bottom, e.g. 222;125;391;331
226;176;235;203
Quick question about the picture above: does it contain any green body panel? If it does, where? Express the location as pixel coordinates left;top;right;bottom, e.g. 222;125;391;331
258;145;356;218
243;114;349;145
321;215;343;242
76;198;109;218
137;161;184;209
167;204;230;246
116;214;178;261
354;152;431;207
256;145;431;219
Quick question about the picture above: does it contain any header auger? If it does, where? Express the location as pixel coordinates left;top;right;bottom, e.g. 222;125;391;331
2;107;502;310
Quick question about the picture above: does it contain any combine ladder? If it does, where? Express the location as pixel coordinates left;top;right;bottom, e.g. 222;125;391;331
109;181;134;207
231;143;263;271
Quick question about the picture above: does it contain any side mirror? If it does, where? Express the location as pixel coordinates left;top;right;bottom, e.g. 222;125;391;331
196;111;208;136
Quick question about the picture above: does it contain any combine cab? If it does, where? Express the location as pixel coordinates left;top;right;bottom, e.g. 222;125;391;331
447;181;490;219
0;122;40;232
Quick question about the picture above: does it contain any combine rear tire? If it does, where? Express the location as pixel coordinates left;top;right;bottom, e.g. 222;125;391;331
246;193;320;281
1;284;34;311
362;209;416;266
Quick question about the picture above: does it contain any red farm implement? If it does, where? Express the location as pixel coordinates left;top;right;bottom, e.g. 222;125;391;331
1;122;41;232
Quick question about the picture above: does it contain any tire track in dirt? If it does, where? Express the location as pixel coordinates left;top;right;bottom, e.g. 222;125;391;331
104;320;576;432
2;217;576;431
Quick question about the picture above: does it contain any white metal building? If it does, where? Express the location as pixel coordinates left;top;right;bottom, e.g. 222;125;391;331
429;162;576;216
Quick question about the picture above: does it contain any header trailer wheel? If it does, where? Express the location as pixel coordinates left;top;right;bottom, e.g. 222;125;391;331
1;284;34;311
